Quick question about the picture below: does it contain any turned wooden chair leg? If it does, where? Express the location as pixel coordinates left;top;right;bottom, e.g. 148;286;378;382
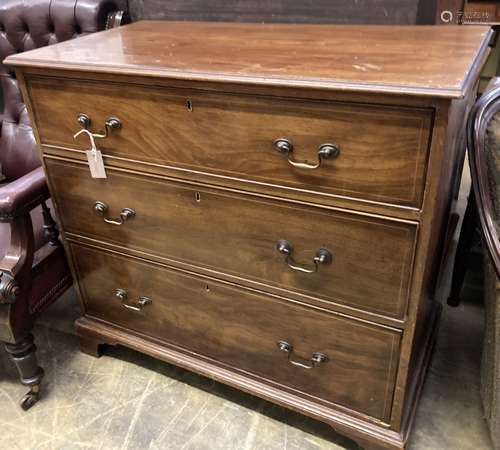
4;333;44;410
41;201;60;247
448;193;479;306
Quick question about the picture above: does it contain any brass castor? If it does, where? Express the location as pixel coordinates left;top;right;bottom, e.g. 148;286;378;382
4;334;44;411
20;384;40;411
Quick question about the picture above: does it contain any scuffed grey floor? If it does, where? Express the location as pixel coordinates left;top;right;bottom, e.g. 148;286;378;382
0;286;493;450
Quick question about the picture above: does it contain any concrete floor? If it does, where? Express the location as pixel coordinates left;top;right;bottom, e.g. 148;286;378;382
0;283;493;450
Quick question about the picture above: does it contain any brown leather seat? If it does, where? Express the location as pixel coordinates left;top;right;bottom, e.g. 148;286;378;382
0;0;127;410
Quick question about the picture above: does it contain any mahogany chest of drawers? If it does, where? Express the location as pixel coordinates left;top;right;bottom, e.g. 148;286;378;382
6;21;492;449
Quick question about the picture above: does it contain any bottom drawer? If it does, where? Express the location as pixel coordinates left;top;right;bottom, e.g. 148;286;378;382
70;242;401;421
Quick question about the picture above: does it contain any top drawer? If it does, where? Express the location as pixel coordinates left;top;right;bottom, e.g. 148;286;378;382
28;77;432;208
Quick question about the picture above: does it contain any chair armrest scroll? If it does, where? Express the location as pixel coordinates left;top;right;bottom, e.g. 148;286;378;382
0;167;49;222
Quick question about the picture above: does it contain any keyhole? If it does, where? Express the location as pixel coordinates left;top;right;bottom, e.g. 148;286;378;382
186;99;193;112
205;284;210;292
195;192;201;202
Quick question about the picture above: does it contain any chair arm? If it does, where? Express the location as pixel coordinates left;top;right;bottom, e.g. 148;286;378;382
0;167;49;222
468;76;500;277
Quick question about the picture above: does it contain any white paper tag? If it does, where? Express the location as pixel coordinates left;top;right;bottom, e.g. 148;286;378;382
86;149;107;178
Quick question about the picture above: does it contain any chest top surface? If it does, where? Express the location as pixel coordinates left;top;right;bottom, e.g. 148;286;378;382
5;21;492;98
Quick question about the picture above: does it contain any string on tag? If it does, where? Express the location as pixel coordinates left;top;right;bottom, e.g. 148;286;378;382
73;128;107;179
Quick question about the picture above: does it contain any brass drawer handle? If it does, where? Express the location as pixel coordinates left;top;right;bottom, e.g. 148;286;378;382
115;288;152;312
94;201;135;226
273;138;340;170
276;240;332;274
277;341;328;369
77;113;122;139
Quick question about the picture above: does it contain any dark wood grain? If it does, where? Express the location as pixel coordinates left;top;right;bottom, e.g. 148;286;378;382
416;0;438;24
6;21;492;98
71;242;401;421
45;157;417;319
128;0;420;24
29;76;432;208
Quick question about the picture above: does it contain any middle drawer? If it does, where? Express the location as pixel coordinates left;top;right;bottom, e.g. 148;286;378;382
46;157;417;319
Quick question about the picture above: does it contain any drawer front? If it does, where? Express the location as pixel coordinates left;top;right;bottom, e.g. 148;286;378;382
30;77;432;208
47;158;416;318
71;243;401;421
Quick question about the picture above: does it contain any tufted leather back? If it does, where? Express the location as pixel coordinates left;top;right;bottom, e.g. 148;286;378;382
0;0;126;181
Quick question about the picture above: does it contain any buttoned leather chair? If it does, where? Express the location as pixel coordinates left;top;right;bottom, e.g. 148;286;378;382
0;0;127;410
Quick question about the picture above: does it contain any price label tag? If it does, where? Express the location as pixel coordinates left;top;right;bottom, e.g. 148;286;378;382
74;128;107;179
85;149;107;178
